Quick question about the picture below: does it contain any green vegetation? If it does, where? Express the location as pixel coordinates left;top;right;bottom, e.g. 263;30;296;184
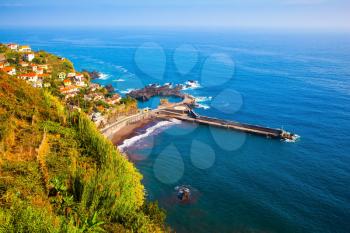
0;74;167;232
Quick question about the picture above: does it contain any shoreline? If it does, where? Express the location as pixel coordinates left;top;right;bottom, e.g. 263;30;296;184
110;118;154;146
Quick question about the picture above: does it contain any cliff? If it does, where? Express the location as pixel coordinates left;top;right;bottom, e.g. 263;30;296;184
0;73;167;232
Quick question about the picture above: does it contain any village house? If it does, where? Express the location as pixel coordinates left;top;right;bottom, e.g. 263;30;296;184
37;64;49;70
38;73;50;79
23;53;35;62
19;73;38;82
30;64;38;72
18;45;32;53
19;61;29;67
59;85;79;95
32;79;43;88
72;73;86;86
63;79;72;86
0;62;10;68
89;83;101;92
84;93;104;102
67;72;76;78
1;66;16;76
76;80;87;87
7;43;18;50
105;94;121;105
74;73;84;81
36;68;44;75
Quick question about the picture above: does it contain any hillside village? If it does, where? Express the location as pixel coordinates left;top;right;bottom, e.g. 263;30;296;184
0;45;167;233
0;43;138;127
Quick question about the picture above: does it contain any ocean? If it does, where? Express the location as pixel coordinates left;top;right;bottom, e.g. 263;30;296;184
1;28;349;233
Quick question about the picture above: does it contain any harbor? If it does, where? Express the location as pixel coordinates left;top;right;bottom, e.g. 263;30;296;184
102;89;298;142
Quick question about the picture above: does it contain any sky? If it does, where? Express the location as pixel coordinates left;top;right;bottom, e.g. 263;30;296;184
0;0;349;31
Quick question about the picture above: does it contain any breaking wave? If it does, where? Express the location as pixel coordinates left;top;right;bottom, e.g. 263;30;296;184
98;72;110;80
284;134;301;143
113;78;125;82
196;103;210;110
182;80;201;90
195;96;212;102
120;88;135;94
118;119;181;151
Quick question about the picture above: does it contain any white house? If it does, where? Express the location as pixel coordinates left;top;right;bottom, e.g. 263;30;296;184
19;73;38;82
33;79;43;88
89;83;101;91
23;53;35;62
30;64;38;71
7;43;18;50
67;72;76;78
37;64;49;70
19;61;29;67
36;68;44;75
76;81;87;87
74;73;84;82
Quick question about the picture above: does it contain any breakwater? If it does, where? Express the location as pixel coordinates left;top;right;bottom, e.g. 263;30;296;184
155;108;297;141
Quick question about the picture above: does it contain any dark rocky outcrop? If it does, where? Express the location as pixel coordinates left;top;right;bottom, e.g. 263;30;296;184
127;84;185;101
82;69;101;80
105;84;115;93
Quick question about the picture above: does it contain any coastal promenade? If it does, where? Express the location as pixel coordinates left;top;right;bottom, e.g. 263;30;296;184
101;110;153;139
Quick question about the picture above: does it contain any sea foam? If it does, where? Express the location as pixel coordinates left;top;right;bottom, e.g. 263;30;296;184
113;78;125;82
118;119;181;152
120;88;135;94
182;80;201;90
98;72;110;80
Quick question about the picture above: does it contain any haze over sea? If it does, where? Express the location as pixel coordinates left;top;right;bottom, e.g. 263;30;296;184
2;28;349;233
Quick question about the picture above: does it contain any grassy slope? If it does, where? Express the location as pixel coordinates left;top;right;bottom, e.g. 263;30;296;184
0;74;166;232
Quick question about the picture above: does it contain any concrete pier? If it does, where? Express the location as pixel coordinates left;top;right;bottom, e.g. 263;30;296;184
101;95;297;141
155;108;297;141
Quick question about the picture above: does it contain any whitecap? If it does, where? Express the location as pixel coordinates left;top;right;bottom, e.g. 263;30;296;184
120;88;135;94
113;78;125;82
98;72;110;80
115;65;129;73
196;103;210;110
118;119;181;151
194;96;212;103
182;80;201;90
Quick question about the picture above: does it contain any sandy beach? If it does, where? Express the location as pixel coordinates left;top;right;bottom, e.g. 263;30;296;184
110;118;154;146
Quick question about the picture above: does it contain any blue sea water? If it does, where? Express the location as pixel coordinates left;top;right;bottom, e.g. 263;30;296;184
1;28;350;233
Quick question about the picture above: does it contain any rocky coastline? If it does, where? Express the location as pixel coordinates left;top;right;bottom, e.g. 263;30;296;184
127;83;185;101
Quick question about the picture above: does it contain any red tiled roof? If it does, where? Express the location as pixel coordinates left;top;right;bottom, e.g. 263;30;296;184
20;72;37;77
38;74;50;77
2;67;15;72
